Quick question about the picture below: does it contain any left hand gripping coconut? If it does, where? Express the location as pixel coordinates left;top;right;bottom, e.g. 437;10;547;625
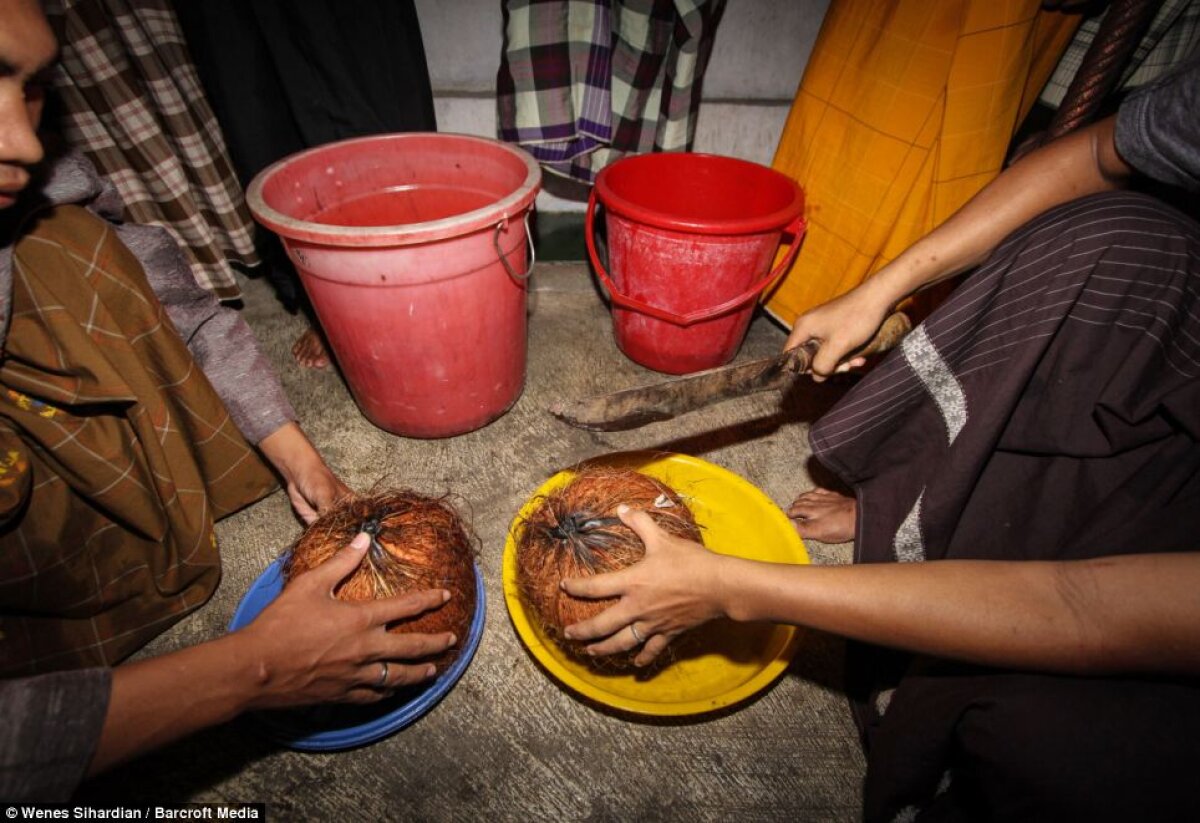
285;490;478;668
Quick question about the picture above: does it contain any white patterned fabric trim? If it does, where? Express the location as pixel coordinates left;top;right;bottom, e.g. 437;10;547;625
902;327;968;445
892;490;926;563
875;687;896;717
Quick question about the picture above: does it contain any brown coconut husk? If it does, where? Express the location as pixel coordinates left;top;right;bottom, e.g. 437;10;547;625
515;467;702;667
284;489;477;669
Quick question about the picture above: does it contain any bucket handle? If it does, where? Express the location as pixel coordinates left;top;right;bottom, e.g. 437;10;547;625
585;190;807;327
493;211;536;283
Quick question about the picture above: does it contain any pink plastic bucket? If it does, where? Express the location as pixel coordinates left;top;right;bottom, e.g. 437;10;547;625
248;133;541;438
586;152;805;374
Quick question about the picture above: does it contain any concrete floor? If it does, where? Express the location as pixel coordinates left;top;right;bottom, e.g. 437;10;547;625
76;262;867;820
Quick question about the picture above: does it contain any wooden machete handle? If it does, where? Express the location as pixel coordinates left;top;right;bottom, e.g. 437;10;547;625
858;311;913;356
791;311;912;374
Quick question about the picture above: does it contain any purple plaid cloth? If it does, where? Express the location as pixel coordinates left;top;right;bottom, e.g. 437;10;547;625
497;0;726;183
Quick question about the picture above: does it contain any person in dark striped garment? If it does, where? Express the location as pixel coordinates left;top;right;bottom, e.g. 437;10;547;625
565;49;1200;823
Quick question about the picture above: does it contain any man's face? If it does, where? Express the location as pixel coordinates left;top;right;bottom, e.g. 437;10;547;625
0;0;57;210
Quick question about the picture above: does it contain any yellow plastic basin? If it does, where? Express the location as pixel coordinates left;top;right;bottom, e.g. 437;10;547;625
503;450;809;717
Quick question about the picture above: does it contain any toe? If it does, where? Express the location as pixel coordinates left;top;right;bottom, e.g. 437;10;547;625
292;329;331;369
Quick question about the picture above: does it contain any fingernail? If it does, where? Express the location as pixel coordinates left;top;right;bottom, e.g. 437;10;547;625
562;628;574;639
446;633;457;646
617;504;630;515
558;580;567;591
424;664;437;678
441;589;450;602
349;532;370;551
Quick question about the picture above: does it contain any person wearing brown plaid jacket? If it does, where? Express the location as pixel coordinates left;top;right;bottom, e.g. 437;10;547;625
0;0;457;801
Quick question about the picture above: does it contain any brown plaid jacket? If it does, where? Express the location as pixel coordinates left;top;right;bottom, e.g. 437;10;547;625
0;205;277;675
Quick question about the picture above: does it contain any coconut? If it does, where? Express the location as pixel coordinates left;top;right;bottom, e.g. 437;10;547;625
515;468;702;666
284;490;477;669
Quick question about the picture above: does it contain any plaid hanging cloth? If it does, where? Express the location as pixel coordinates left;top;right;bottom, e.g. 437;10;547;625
1039;0;1200;110
498;0;726;184
42;0;259;300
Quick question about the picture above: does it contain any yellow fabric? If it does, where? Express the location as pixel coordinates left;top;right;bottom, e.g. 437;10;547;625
765;0;1082;326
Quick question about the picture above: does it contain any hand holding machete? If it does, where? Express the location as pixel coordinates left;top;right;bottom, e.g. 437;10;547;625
549;312;911;431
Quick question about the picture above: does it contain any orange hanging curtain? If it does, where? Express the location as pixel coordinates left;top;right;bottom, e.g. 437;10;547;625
765;0;1083;327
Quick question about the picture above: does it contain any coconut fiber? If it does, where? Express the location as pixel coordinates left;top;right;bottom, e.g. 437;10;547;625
284;490;477;668
515;468;703;664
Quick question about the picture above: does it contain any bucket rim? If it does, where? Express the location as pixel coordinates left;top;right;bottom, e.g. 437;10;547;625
594;151;804;236
246;132;542;248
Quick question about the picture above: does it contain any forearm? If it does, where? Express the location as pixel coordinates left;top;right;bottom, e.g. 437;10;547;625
716;552;1200;676
148;249;295;445
89;634;260;776
867;117;1131;308
258;421;326;487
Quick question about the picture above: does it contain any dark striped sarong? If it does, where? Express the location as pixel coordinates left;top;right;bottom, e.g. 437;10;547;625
0;205;277;676
811;191;1200;821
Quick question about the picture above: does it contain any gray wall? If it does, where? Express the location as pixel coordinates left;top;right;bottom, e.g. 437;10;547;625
415;0;831;211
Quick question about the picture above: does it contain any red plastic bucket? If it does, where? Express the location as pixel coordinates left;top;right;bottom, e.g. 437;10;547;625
247;133;541;438
586;153;805;374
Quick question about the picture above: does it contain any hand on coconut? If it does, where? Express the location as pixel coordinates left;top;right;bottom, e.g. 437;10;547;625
282;461;352;526
89;532;456;776
258;422;352;524
236;531;458;707
561;505;730;667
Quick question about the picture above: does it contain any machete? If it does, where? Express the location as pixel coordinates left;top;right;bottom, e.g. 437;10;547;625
549;312;912;431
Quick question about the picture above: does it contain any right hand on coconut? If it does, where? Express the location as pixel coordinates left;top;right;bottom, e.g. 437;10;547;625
235;532;457;707
561;505;729;667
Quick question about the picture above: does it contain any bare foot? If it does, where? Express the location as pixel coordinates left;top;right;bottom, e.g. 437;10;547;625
788;487;856;543
292;327;330;369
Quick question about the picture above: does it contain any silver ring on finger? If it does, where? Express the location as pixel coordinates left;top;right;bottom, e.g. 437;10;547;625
376;660;389;689
629;623;646;644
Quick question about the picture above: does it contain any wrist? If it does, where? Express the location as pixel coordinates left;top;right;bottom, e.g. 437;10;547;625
258;422;325;485
863;258;918;312
708;554;747;621
220;629;280;714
